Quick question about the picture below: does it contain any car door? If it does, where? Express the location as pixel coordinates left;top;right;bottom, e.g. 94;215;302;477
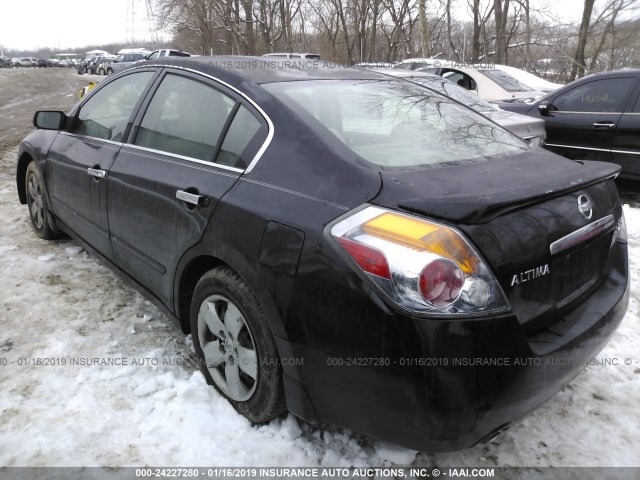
107;70;268;306
611;79;640;178
46;70;156;259
542;75;636;163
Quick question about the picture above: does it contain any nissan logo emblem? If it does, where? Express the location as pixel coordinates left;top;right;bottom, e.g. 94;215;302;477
577;195;593;220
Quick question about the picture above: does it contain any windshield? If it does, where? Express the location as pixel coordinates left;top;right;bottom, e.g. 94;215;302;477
407;76;499;113
264;80;527;167
479;70;533;92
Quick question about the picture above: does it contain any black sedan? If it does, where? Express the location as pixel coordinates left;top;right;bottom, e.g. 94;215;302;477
16;57;628;452
499;69;640;179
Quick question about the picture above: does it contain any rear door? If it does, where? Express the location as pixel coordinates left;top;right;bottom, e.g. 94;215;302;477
543;75;636;163
107;70;268;306
46;70;156;259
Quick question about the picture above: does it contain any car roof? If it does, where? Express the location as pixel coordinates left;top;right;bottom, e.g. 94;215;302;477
142;55;390;84
374;68;441;81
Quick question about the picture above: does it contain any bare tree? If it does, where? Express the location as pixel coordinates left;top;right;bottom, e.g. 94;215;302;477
570;0;595;80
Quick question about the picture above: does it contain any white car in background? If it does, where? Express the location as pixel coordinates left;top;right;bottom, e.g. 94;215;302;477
419;65;545;101
493;64;563;92
394;57;449;70
380;69;546;146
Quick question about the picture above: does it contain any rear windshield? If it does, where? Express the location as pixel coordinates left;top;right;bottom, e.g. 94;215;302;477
479;70;533;92
264;80;527;167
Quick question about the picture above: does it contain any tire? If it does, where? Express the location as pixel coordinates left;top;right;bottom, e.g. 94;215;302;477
107;68;113;75
25;161;59;240
98;68;105;75
190;267;286;424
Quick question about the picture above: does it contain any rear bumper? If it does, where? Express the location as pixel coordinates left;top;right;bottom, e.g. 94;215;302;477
278;242;628;452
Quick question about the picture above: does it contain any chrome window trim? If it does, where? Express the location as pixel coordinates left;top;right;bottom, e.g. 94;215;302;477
549;111;623;115
544;143;610;153
550;214;615;255
59;131;124;148
611;149;640;156
126;63;274;175
121;143;245;174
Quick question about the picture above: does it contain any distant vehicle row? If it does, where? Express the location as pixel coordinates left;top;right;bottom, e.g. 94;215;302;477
78;49;192;75
0;56;79;68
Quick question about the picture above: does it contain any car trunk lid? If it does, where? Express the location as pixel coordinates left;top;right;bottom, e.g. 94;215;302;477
372;152;623;332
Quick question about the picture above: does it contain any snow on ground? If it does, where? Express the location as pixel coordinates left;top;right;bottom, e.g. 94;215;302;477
0;145;639;468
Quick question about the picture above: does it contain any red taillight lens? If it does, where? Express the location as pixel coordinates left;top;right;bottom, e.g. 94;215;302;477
336;237;391;279
419;259;464;306
330;206;509;315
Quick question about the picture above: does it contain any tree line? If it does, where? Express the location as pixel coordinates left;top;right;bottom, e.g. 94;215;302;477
154;0;640;82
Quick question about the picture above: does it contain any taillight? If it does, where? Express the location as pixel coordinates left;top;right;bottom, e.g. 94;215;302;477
330;206;509;316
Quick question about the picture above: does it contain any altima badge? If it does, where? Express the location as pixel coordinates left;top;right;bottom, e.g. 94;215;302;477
510;264;550;287
577;195;593;220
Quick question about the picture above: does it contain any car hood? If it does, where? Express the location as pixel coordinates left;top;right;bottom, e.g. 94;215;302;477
371;149;620;224
483;109;545;139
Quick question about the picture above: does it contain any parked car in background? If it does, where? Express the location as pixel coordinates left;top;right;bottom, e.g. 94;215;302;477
499;69;640;179
145;49;191;60
0;56;11;68
262;52;322;60
379;69;546;146
87;55;116;74
37;59;54;68
108;51;150;75
492;64;563;92
95;59;113;75
394;57;448;70
421;65;544;101
16;56;628;453
12;57;34;67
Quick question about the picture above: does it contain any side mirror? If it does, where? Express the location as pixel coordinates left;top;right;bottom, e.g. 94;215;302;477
33;111;66;130
538;100;554;117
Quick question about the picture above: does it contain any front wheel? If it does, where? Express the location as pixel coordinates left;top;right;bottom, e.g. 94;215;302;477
25;161;59;240
106;68;113;75
190;267;286;423
98;68;105;75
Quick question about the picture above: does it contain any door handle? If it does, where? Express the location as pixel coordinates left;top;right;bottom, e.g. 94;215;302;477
176;189;209;207
593;122;615;129
87;168;107;178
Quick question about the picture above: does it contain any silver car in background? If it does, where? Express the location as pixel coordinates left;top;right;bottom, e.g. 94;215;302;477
379;69;546;146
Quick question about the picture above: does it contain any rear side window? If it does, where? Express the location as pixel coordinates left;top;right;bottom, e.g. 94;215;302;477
72;71;154;141
552;77;635;113
217;105;262;168
135;74;235;161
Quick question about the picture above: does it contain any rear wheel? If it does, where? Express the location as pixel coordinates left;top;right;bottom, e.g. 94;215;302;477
107;68;113;75
25;161;59;240
98;67;105;75
190;267;286;423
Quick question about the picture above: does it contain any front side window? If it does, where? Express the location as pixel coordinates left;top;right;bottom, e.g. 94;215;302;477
134;74;235;161
72;71;154;141
265;80;527;167
552;77;635;113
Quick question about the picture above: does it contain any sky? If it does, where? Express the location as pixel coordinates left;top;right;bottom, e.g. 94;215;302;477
0;0;587;54
0;0;166;53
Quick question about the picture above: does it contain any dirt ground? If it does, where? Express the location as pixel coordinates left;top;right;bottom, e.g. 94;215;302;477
0;68;101;169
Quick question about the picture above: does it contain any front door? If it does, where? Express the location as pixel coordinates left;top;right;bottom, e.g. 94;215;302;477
46;70;156;259
543;75;636;163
